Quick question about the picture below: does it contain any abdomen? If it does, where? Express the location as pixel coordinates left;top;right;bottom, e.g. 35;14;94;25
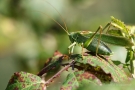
86;38;112;55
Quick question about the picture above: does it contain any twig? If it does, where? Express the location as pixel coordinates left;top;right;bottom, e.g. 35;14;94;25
45;60;75;85
37;56;63;76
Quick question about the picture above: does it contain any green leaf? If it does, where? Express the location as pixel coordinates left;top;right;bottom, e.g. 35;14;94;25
61;72;79;90
125;50;134;63
126;50;134;73
112;61;122;65
70;54;128;82
111;16;129;35
38;51;67;76
129;26;135;34
74;71;102;85
6;71;46;90
61;71;102;90
77;79;135;90
107;29;124;36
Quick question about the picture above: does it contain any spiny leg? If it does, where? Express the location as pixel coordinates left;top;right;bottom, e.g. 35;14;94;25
82;25;105;61
71;45;75;54
102;22;111;33
68;42;77;70
95;24;113;60
94;25;111;60
95;22;121;56
81;43;84;55
68;42;76;55
83;25;103;55
102;22;122;34
81;43;84;59
68;42;76;70
96;25;103;56
84;23;113;60
83;22;113;60
95;22;116;56
84;25;103;48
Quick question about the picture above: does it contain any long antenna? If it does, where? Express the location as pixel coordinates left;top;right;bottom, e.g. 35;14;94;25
45;1;68;31
37;10;69;35
40;0;69;34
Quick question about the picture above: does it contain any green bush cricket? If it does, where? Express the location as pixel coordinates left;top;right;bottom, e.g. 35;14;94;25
52;17;133;56
41;1;113;56
40;2;134;57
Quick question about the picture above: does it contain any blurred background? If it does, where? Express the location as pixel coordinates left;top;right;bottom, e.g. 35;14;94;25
0;0;135;89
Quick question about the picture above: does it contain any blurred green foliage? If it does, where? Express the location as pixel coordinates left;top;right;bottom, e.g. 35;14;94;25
77;79;135;90
0;0;135;90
